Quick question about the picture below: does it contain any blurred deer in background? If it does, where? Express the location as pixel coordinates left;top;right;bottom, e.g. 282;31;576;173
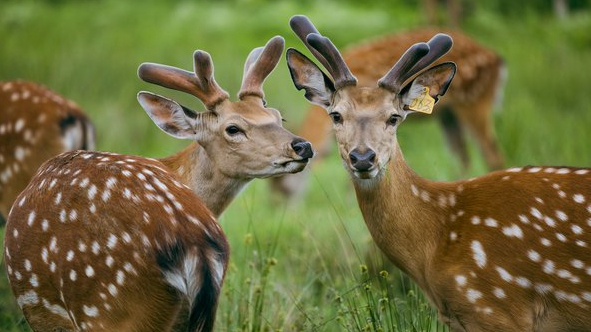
287;15;591;331
4;35;313;332
0;81;95;226
271;26;506;200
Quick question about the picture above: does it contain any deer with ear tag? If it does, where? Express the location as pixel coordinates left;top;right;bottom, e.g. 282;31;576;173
4;35;313;332
287;15;591;331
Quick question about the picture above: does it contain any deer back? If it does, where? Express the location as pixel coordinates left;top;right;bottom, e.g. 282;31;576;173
0;80;95;222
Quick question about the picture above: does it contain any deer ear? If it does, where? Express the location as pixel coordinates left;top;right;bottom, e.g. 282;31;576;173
137;92;201;140
286;48;335;108
400;62;456;115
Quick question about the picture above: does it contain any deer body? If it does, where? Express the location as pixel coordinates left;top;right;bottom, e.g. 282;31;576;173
5;151;229;331
355;150;591;331
0;80;95;224
287;15;591;331
5;36;312;331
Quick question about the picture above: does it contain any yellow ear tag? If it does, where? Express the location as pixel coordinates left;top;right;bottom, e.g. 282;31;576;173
408;87;435;114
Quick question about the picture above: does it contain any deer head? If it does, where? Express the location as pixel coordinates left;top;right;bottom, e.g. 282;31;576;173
138;36;313;181
286;16;454;181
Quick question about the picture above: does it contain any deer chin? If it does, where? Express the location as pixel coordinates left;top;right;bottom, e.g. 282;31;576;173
272;158;310;174
351;166;380;180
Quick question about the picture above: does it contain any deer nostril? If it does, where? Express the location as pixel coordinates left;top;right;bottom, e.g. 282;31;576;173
349;149;376;172
291;139;313;159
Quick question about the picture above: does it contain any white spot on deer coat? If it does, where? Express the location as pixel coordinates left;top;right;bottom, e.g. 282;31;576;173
574;194;586;204
83;305;99;317
493;287;506;299
571;259;584;269
85;265;95;277
27;211;36;226
17;290;39;307
530;207;543;219
108;284;118;296
471;241;487;268
29;274;39;287
495;266;513;282
105;255;114;268
543;260;555;274
502;224;523;238
571;225;583;235
106;234;118;249
42;298;69;320
471;216;481;225
556;210;568;221
88;185;97;200
455;275;467;287
116;270;125;285
70;270;77;281
91;241;100;255
527;250;541;262
484;218;498;228
466;289;483;303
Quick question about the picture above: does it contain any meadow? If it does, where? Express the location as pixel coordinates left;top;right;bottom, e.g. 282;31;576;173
1;0;591;331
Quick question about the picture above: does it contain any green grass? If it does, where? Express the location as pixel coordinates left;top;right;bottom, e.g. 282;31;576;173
1;0;591;331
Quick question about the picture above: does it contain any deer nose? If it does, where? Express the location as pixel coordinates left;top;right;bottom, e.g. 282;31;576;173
291;138;313;159
349;149;376;172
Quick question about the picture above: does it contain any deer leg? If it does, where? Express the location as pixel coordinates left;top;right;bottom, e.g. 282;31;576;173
437;106;470;172
455;103;504;171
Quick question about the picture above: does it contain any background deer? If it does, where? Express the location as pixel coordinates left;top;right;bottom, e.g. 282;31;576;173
4;35;312;332
0;81;95;226
287;15;591;331
271;26;506;200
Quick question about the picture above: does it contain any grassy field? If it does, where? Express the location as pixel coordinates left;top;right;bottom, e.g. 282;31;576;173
1;0;591;331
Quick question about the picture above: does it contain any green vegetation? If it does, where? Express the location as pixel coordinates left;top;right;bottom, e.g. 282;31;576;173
1;1;590;331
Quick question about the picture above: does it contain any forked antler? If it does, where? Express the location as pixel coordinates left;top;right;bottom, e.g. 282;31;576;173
239;35;285;100
378;34;453;93
138;51;229;110
289;15;357;89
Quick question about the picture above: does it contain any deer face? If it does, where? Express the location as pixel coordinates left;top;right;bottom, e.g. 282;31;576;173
287;47;455;180
138;93;312;179
326;87;403;179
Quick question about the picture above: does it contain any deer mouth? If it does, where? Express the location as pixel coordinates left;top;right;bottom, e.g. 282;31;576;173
274;157;310;172
351;166;380;179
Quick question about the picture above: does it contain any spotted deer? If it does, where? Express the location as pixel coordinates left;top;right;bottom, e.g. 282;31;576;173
287;15;591;331
0;80;95;225
271;26;506;199
4;35;313;332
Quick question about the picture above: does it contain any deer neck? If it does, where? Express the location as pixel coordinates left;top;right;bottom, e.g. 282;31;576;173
351;145;451;289
159;142;249;218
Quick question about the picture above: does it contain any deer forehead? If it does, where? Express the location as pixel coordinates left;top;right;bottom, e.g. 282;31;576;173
333;87;399;116
220;100;282;126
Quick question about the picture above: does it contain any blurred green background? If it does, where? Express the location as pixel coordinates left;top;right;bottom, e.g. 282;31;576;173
1;0;591;331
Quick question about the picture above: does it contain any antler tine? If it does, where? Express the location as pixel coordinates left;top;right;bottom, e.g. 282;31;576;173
306;33;357;89
378;34;453;94
138;51;229;110
405;34;454;84
238;35;285;100
377;42;430;93
289;15;333;75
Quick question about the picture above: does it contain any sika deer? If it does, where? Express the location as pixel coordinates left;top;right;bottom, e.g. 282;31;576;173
271;27;506;199
287;15;591;331
0;81;95;225
4;35;312;332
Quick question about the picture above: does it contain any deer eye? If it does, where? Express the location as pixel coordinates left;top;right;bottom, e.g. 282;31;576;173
387;114;401;126
225;125;243;136
329;112;343;124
